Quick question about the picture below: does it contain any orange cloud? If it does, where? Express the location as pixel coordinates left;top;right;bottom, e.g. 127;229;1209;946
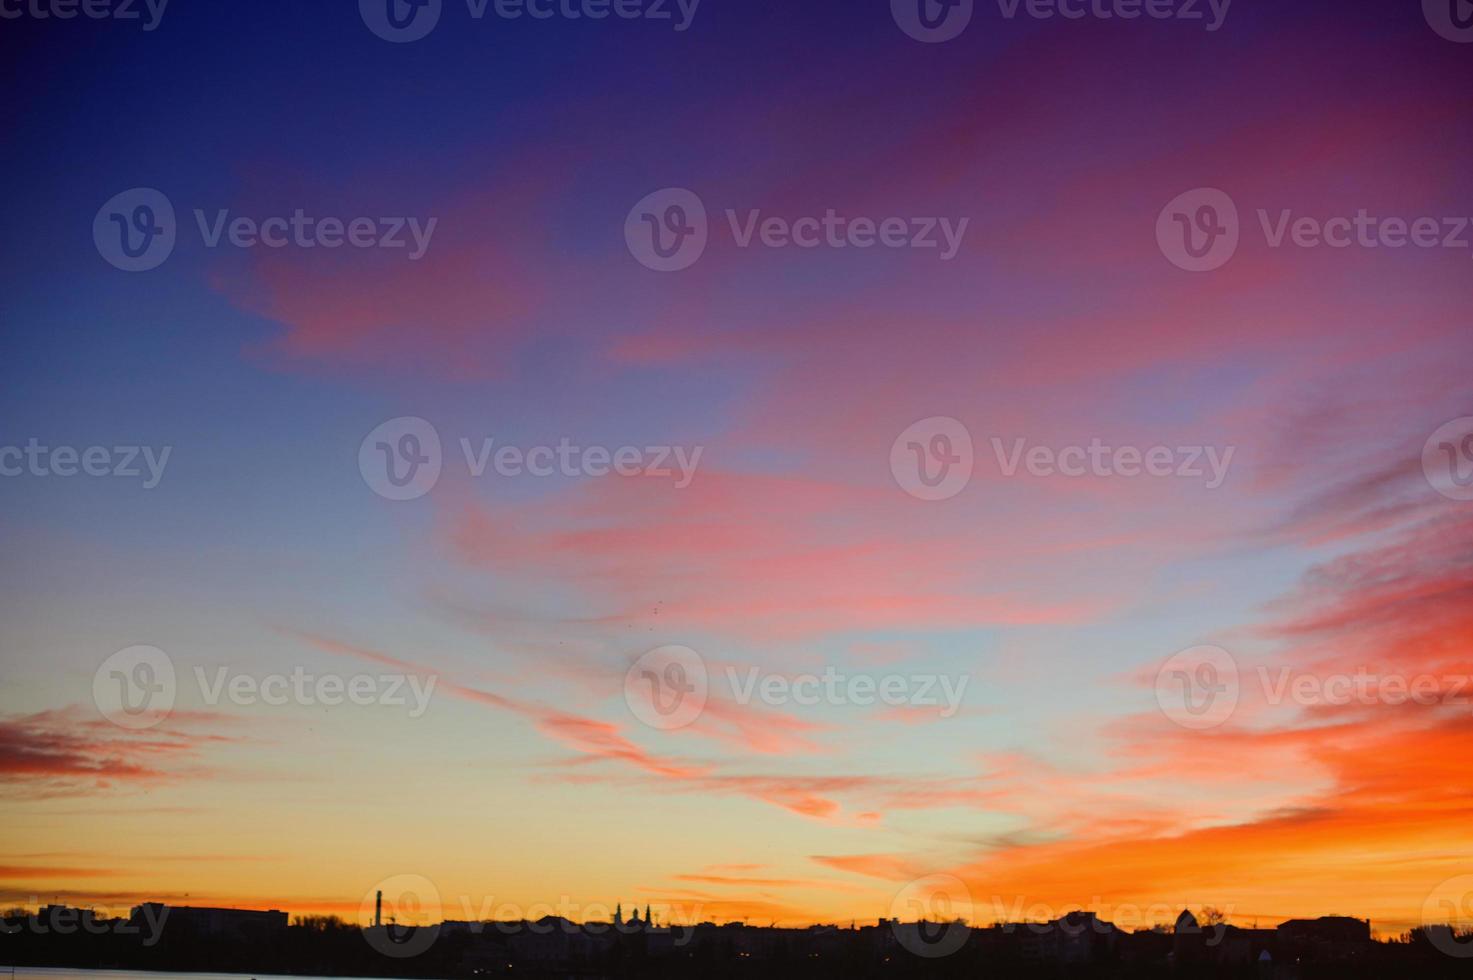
882;458;1473;933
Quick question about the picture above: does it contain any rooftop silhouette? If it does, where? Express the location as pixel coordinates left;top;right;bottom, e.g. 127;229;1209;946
5;897;1473;978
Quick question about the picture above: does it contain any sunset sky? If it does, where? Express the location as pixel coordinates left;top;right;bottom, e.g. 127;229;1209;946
2;0;1472;940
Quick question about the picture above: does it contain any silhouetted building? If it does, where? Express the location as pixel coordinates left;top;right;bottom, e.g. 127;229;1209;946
1172;908;1209;966
1215;924;1276;966
35;906;112;932
1019;911;1120;965
1276;915;1372;962
130;903;287;942
1277;915;1371;944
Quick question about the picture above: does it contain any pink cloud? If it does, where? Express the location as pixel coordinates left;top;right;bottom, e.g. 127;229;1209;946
445;470;1123;642
0;707;239;798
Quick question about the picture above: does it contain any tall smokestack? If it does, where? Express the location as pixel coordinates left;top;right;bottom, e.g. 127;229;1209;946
375;891;382;928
